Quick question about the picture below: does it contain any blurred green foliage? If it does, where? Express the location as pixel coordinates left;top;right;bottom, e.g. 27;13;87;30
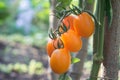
32;0;50;26
0;33;48;48
0;0;49;76
0;1;9;21
0;0;50;47
56;0;72;10
0;59;44;75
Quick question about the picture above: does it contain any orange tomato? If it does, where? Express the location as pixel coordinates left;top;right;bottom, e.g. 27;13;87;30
62;14;77;30
73;12;95;37
46;39;55;57
46;38;64;57
61;29;82;52
50;48;71;74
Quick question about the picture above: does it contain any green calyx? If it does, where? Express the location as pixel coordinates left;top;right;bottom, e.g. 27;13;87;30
49;28;57;39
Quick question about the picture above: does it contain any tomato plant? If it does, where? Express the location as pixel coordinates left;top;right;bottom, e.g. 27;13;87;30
46;1;96;79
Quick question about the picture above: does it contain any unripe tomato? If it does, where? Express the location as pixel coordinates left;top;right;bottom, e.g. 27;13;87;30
73;12;95;37
50;48;71;74
61;29;82;52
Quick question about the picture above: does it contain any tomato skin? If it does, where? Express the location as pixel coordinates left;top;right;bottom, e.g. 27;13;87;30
61;29;82;52
46;39;55;57
50;48;71;74
62;14;77;30
73;12;95;37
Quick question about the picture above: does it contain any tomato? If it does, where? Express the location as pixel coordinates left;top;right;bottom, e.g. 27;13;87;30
46;37;64;57
62;14;77;30
50;48;71;74
61;29;82;52
46;39;55;57
73;12;95;37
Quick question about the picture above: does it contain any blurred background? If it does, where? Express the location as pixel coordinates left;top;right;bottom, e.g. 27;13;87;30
0;0;49;80
0;0;119;80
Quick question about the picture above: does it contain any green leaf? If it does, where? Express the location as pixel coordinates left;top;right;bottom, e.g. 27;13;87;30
71;57;80;64
59;74;72;80
105;0;113;28
56;0;72;10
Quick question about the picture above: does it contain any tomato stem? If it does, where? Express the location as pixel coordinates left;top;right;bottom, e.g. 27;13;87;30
49;28;57;39
72;4;82;14
89;0;105;80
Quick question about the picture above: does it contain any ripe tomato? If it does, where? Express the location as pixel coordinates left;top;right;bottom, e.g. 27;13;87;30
46;38;64;57
46;39;55;57
50;48;71;74
61;29;82;52
73;12;95;37
62;14;77;30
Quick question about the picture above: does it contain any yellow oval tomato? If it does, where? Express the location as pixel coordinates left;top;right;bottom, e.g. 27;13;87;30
46;39;55;57
50;48;71;74
61;29;82;52
62;14;77;30
73;12;95;37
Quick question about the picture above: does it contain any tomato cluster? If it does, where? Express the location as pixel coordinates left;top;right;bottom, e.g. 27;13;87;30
46;12;95;74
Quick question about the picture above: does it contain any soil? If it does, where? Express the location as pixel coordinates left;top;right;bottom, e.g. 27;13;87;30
0;40;50;80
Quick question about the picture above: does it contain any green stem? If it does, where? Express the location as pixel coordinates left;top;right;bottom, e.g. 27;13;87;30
93;0;99;56
79;0;82;9
97;0;105;60
89;0;105;80
89;60;101;80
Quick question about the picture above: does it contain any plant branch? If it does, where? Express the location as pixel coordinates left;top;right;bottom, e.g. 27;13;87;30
89;0;105;80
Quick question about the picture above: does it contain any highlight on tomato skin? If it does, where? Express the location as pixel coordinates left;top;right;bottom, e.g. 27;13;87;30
50;48;71;74
73;12;95;37
60;29;82;52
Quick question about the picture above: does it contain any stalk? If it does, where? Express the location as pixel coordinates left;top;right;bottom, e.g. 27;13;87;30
93;0;99;56
78;0;82;9
89;0;105;80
